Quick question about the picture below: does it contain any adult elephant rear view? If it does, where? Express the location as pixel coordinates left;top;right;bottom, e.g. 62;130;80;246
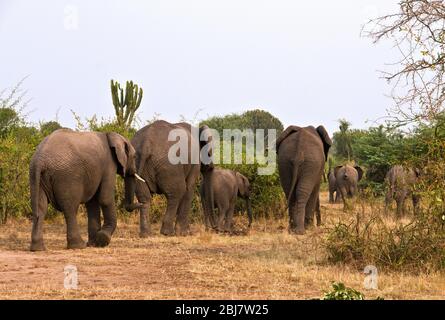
277;125;332;235
125;120;213;236
29;129;140;251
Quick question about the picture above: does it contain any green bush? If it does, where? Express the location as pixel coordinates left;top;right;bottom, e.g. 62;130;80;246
321;282;365;300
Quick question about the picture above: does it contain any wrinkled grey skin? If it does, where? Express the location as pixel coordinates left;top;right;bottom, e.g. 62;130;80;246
334;165;363;210
199;168;252;232
328;170;340;204
385;165;420;218
277;125;332;235
125;120;212;237
29;129;138;251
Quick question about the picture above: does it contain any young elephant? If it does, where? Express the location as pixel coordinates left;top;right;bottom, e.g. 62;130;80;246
29;129;140;251
200;168;252;232
327;170;339;204
385;165;420;218
334;164;363;210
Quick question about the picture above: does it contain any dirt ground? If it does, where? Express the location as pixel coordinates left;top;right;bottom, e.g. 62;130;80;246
0;192;444;300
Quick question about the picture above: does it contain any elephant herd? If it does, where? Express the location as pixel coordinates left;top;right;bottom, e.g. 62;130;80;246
27;120;420;251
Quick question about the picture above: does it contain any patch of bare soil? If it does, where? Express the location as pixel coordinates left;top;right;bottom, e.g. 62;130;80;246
0;192;444;300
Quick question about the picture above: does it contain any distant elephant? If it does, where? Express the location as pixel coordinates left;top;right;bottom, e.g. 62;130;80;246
334;164;364;210
276;125;332;235
29;129;140;251
385;165;420;218
328;169;340;204
199;168;252;232
125;120;213;237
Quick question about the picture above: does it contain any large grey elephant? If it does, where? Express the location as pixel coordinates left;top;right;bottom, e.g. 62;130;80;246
276;125;332;235
29;129;140;251
334;164;363;210
385;165;420;218
124;120;213;237
199;168;252;232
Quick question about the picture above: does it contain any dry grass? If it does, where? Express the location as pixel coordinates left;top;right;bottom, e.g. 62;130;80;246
0;192;444;300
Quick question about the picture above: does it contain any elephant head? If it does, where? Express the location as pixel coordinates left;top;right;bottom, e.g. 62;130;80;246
107;133;143;212
235;172;253;227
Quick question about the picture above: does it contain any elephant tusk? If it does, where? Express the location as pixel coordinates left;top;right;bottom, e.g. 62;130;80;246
134;173;146;183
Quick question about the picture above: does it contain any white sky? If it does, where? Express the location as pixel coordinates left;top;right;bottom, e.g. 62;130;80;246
0;0;399;134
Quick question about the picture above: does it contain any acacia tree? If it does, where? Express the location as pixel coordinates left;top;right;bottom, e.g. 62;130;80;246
364;0;445;126
364;0;445;214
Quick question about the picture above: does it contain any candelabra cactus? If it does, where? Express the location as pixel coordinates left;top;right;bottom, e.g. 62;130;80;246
110;79;143;130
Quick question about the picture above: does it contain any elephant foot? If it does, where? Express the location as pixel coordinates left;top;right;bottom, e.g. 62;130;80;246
160;223;175;236
87;240;96;247
67;239;87;250
289;227;305;236
95;231;111;247
30;240;46;252
139;231;152;238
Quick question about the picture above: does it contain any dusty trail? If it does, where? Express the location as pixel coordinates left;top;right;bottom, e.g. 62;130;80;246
0;192;444;300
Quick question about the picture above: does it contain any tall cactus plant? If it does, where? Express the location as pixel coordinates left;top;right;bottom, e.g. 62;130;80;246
110;79;143;130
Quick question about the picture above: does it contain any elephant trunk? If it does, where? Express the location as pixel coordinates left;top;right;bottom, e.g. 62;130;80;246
246;197;253;227
202;169;216;228
124;175;141;212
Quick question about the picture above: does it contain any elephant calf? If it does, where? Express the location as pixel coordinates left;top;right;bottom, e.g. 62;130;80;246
328;169;340;204
334;164;363;211
29;129;141;251
200;168;252;233
385;165;420;218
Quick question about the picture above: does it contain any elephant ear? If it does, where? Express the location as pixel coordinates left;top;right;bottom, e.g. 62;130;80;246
316;125;332;161
275;126;301;152
235;172;249;197
355;166;364;181
107;132;134;177
199;125;214;171
334;165;343;178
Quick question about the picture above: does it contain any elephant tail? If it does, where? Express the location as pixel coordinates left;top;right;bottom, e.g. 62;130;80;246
287;158;302;209
202;170;216;228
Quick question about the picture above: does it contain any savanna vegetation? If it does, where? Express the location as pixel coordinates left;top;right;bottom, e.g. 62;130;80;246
0;0;445;299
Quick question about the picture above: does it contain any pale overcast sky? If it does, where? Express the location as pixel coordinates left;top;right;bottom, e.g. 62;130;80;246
0;0;399;133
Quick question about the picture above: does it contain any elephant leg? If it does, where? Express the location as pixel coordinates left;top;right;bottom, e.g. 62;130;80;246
315;197;322;226
290;176;316;235
395;198;403;220
63;205;86;250
338;186;349;211
161;193;183;236
384;190;392;215
216;203;227;232
96;203;117;247
176;167;200;236
329;191;334;204
335;191;340;203
30;190;48;252
412;193;420;216
305;184;320;229
224;197;236;233
85;198;101;247
175;189;194;236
